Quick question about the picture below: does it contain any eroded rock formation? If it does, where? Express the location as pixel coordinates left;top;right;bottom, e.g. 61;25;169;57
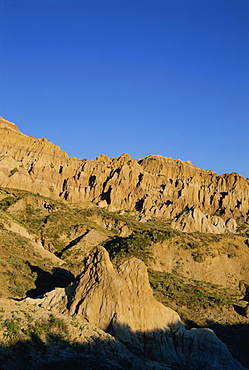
1;117;248;234
23;246;245;369
171;207;238;234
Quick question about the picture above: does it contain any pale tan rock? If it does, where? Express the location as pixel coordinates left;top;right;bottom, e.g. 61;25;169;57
0;116;20;133
226;218;238;233
150;235;249;288
1;117;248;233
96;154;110;162
171;207;238;234
245;304;249;318
23;246;244;369
69;247;181;333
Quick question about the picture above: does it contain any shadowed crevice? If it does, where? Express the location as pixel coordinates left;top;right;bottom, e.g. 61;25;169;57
26;265;74;298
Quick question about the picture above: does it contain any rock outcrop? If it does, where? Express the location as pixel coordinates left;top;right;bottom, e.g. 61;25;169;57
0;117;248;234
171;207;238;234
23;246;245;369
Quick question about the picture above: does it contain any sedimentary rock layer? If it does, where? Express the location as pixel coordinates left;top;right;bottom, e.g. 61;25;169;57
1;117;248;229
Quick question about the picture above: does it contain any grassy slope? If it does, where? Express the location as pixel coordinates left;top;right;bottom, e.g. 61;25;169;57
0;187;248;367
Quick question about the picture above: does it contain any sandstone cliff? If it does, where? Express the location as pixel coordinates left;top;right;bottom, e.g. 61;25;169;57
1;117;248;234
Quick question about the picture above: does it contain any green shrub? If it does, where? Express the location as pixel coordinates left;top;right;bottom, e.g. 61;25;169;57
148;270;234;313
9;168;19;177
191;251;205;262
2;318;21;341
0;196;18;211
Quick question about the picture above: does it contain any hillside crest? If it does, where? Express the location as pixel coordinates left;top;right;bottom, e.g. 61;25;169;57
0;117;248;234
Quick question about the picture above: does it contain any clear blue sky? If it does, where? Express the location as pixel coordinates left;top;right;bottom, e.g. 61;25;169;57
1;0;249;178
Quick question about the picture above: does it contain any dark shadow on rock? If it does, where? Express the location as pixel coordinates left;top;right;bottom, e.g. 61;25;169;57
102;236;125;259
26;265;74;298
184;319;199;330
206;321;249;369
233;304;247;317
0;335;127;370
57;231;89;258
110;322;249;369
0;321;248;370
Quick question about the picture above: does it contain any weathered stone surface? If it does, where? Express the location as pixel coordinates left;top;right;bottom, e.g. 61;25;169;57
23;247;245;369
67;247;181;334
1;117;248;234
171;207;238;234
150;235;249;288
245;304;249;318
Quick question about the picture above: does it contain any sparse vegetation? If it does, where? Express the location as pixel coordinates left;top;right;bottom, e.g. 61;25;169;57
9;168;19;177
104;227;175;264
0;308;69;346
2;317;21;342
0;196;19;211
191;250;205;262
0;186;248;368
149;270;236;318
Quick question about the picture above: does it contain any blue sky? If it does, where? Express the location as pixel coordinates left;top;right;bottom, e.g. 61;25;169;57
1;0;249;178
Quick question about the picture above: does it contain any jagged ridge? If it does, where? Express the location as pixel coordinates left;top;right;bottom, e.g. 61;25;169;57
0;116;248;234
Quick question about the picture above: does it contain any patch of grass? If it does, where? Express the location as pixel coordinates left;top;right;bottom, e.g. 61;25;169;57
21;314;68;340
103;225;175;264
175;308;188;322
0;196;19;211
191;250;205;262
48;314;67;332
3;257;38;298
182;241;200;250
24;312;33;323
148;270;235;317
2;317;22;342
9;168;19;177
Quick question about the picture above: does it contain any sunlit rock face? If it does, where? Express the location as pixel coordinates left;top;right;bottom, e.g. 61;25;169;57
1;116;248;233
171;207;238;234
23;246;244;369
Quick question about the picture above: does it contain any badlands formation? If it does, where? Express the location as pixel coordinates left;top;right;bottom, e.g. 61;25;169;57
0;116;248;369
23;246;245;369
0;116;248;234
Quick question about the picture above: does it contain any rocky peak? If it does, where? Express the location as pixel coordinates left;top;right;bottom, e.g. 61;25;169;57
67;246;181;334
0;116;20;133
23;247;244;369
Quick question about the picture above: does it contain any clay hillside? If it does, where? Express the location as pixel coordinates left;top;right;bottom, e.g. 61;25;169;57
0;116;248;369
